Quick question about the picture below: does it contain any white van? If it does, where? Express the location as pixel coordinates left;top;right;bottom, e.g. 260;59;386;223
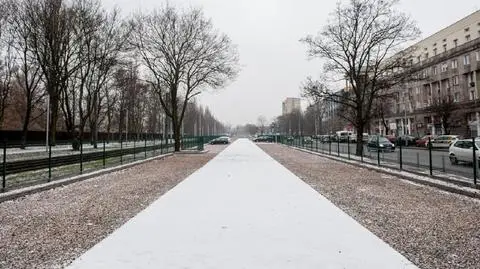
336;131;353;142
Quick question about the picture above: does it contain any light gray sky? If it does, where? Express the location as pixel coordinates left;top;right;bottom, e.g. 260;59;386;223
101;0;479;126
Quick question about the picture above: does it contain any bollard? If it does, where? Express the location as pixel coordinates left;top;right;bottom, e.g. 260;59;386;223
473;137;477;185
416;152;420;168
103;139;106;168
428;137;433;176
2;140;6;191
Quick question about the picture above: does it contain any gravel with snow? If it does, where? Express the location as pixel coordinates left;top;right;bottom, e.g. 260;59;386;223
260;143;480;269
0;145;225;269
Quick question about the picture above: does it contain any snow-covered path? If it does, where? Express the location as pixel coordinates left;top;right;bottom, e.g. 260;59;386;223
67;138;418;269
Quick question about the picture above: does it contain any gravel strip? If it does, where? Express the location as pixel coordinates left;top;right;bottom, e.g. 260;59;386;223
259;143;480;269
0;144;227;269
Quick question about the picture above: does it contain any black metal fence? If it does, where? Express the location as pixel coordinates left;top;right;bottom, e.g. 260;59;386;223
278;135;479;188
0;135;218;192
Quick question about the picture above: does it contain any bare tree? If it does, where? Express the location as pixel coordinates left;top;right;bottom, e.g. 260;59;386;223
8;0;45;148
257;115;267;135
301;0;420;155
26;0;82;145
427;95;457;135
132;5;239;151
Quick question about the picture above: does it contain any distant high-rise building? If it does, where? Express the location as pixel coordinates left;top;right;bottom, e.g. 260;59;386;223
282;97;301;115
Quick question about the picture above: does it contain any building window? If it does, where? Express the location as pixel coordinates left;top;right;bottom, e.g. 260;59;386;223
453;76;459;85
433;48;437;55
417;56;421;63
468;72;474;85
466;35;471;42
443;44;447;52
453;39;458;47
451;59;458;69
464;54;470;65
465;27;470;32
441;63;448;72
432;66;437;75
470;90;476;100
454;92;460;102
425;52;429;59
416;87;420;95
476;51;480;61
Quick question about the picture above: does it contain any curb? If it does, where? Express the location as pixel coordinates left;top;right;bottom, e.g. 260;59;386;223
0;153;174;204
287;146;480;200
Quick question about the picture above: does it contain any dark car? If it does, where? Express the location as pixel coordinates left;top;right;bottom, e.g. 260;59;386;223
253;136;274;142
210;136;230;144
367;136;396;152
416;135;435;147
397;135;418;146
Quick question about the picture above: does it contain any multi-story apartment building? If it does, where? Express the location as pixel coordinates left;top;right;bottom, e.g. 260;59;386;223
376;10;480;137
282;97;301;115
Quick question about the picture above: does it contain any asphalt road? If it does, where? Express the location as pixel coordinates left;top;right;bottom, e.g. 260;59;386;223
291;140;478;183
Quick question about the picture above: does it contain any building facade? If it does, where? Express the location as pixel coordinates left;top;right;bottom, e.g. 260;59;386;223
282;97;301;115
377;10;480;138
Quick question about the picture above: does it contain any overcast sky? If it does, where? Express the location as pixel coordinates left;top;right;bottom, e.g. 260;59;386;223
101;0;479;126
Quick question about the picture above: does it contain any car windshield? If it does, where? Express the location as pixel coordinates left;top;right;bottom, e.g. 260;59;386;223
378;137;390;143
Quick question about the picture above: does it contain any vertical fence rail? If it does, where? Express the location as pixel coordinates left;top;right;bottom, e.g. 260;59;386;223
80;139;83;174
103;138;106;168
473;137;477;185
48;143;52;181
399;138;403;170
144;134;147;159
428;137;433;176
347;137;350;160
377;136;380;166
2;140;6;191
120;137;123;164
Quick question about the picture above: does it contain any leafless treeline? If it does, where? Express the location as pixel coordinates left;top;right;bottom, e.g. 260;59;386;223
0;0;238;150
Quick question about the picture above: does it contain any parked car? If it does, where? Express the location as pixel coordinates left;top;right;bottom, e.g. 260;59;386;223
397;135;418;146
336;131;353;143
303;137;313;144
431;135;460;148
210;136;230;145
367;135;396;152
385;135;397;144
416;135;436;147
449;139;480;165
253;136;274;142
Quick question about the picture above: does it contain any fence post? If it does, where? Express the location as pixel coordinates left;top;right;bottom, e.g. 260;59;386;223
144;134;147;159
316;137;318;152
48;143;52;181
2;140;6;191
377;135;380;166
473;137;477;185
120;136;123;164
399;137;403;170
329;138;332;155
361;141;364;163
133;136;136;161
153;134;156;155
80;138;83;174
428;137;433;176
103;138;106;168
160;135;163;154
347;136;350;160
337;139;340;157
416;152;420;167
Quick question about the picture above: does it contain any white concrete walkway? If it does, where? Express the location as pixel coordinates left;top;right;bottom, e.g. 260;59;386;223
67;139;418;269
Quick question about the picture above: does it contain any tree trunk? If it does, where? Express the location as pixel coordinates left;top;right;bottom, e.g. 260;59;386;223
49;97;59;146
355;124;364;156
173;120;181;151
20;105;32;149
